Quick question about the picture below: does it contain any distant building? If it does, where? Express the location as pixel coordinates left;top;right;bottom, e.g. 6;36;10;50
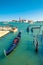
23;20;28;23
23;20;33;23
28;20;33;23
11;18;33;23
12;20;17;22
19;17;22;22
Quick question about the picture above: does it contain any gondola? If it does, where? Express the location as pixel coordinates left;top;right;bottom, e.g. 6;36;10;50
4;31;21;56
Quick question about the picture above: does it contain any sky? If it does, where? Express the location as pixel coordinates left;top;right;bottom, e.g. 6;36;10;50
0;0;43;21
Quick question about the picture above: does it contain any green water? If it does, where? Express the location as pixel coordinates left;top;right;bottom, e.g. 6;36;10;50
0;22;43;65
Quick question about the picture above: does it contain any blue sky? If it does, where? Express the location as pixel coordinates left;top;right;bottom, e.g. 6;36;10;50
0;0;43;21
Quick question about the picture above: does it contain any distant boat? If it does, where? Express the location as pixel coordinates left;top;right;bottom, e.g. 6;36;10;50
0;26;18;33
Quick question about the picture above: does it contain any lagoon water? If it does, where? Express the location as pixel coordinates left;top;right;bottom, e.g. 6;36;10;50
0;22;43;65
